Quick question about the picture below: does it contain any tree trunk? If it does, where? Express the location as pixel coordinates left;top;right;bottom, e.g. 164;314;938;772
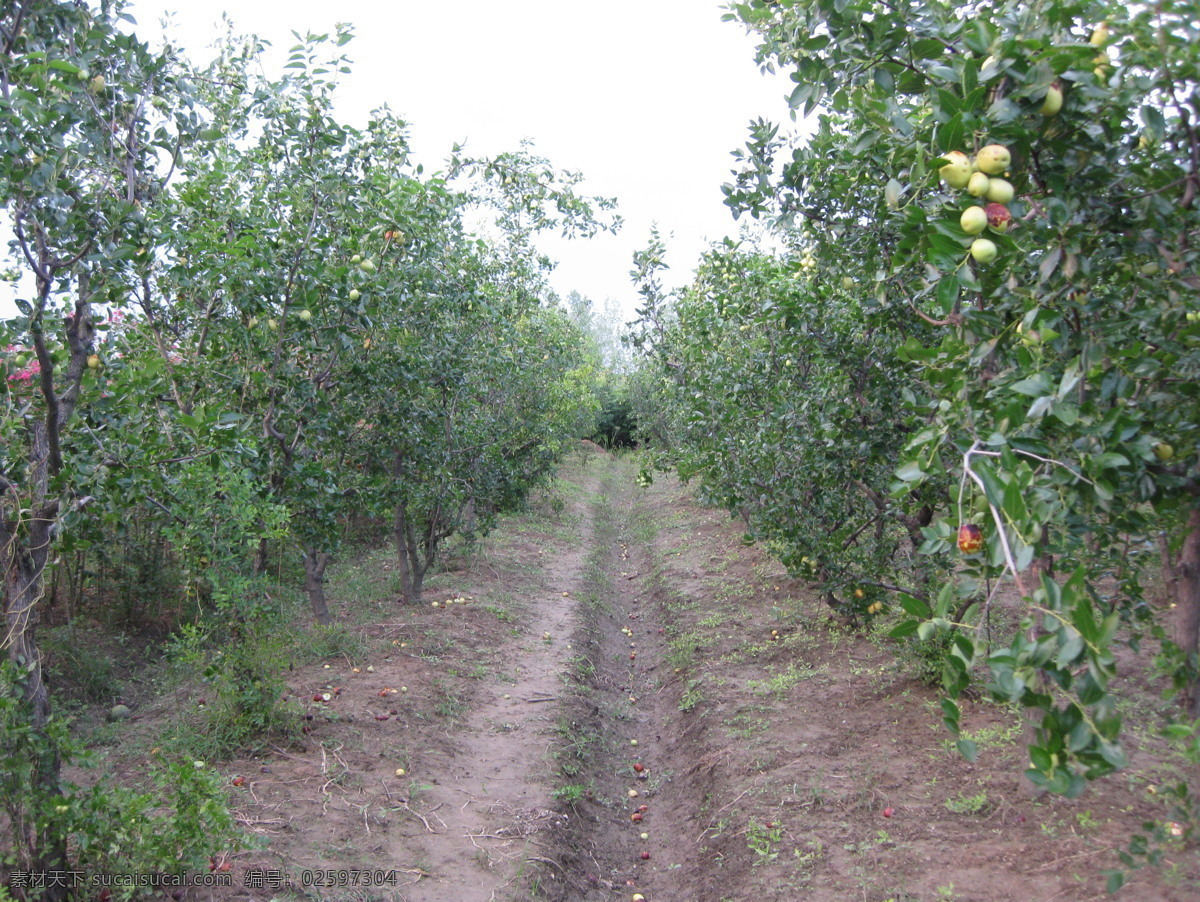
302;550;333;625
1;428;69;898
252;536;269;576
392;502;430;605
1168;506;1200;717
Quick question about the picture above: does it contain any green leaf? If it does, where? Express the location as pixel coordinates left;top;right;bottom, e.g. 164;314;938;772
898;593;932;619
935;273;959;314
1104;870;1126;894
1038;246;1062;282
888;620;921;638
940;697;960;732
1029;745;1053;772
1056;631;1084;668
956;738;978;762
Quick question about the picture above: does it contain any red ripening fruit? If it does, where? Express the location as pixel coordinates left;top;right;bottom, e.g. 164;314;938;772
637;804;649;813
231;776;245;787
640;851;651;860
633;763;645;773
883;807;895;818
985;202;1012;231
631;812;643;823
957;523;984;554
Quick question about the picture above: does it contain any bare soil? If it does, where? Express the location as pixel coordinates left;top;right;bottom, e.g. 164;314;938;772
56;446;1200;900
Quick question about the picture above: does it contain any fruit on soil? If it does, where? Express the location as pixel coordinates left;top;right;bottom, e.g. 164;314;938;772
975;144;1011;175
939;151;972;188
970;238;998;264
958;523;985;554
960;206;988;235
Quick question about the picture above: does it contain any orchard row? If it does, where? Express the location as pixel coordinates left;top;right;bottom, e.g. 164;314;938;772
0;4;614;886
630;0;1199;838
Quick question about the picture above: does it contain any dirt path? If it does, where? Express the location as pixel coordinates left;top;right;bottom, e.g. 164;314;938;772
168;446;1196;902
391;464;605;902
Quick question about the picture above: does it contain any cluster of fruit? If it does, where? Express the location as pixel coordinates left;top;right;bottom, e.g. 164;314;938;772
939;143;1014;264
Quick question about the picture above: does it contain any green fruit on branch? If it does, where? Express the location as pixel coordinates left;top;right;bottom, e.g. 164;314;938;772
985;203;1012;232
1090;22;1109;46
348;288;362;302
298;309;312;321
350;254;362;264
87;354;101;370
1040;84;1064;116
939;151;972;189
884;178;902;209
1154;442;1174;462
967;172;991;197
359;259;376;272
960;206;988;235
975;144;1011;176
985;178;1014;204
970;238;998;263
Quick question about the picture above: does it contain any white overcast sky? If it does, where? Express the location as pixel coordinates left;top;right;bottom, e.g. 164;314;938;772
122;0;800;315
